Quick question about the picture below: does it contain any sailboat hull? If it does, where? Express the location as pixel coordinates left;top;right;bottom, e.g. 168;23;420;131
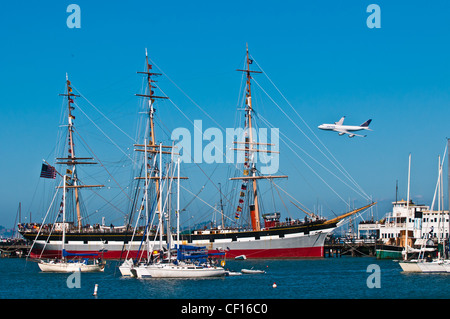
38;260;105;272
399;260;447;273
417;260;446;273
119;259;135;276
443;260;450;273
133;264;226;278
398;261;422;272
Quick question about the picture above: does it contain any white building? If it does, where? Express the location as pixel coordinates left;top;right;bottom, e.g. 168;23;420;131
358;199;449;246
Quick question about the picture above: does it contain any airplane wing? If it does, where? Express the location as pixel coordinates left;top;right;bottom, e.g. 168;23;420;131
332;128;366;138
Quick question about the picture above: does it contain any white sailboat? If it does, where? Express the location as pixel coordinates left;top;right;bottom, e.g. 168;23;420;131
38;175;104;273
130;158;226;279
38;253;105;273
126;157;227;279
131;246;227;279
131;262;226;278
399;147;449;273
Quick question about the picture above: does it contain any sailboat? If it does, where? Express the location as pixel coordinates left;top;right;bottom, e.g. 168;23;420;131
399;146;450;273
127;158;226;279
34;77;105;272
37;177;105;272
132;249;227;278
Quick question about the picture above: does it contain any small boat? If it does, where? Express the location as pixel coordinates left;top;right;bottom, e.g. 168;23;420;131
38;258;105;273
235;255;247;260
38;250;105;273
226;270;242;276
241;268;265;274
132;245;227;279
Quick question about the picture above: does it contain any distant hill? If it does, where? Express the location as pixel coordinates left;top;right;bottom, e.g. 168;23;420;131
0;225;15;238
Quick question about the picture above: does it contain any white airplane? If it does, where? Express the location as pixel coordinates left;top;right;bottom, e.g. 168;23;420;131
318;116;372;138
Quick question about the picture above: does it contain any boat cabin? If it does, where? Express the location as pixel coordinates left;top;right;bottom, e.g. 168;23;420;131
262;212;281;228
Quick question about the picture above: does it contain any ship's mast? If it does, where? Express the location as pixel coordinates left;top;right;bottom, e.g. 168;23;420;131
57;75;103;232
245;45;261;231
233;45;286;231
136;49;163;146
134;49;170;235
66;77;81;230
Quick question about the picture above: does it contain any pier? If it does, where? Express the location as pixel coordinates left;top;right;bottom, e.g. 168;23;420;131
0;239;30;258
324;238;379;257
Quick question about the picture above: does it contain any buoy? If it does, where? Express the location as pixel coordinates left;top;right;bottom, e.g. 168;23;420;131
93;284;98;296
272;282;277;288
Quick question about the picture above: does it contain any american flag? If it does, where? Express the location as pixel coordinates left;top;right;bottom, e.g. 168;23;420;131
40;163;56;179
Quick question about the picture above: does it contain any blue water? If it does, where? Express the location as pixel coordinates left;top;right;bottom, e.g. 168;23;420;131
0;257;448;299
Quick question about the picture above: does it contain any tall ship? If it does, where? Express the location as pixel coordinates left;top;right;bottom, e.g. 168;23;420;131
20;48;375;259
173;46;375;258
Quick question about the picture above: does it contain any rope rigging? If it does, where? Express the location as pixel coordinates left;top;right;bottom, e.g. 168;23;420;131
251;56;371;202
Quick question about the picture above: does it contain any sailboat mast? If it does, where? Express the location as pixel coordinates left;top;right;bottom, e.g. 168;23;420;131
62;175;67;259
448;138;450;259
404;153;411;261
219;183;224;229
144;138;150;257
159;143;163;252
177;157;180;246
438;155;443;257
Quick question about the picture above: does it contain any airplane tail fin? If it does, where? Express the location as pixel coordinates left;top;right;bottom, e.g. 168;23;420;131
360;119;372;127
335;116;345;126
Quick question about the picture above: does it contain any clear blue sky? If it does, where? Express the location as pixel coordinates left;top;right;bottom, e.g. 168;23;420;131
1;1;450;229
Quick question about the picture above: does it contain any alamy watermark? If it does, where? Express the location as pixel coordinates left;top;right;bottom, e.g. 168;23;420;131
366;264;381;288
67;4;81;29
171;120;280;174
366;4;381;29
66;271;81;289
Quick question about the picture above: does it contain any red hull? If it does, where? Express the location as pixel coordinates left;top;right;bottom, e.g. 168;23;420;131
216;246;323;259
